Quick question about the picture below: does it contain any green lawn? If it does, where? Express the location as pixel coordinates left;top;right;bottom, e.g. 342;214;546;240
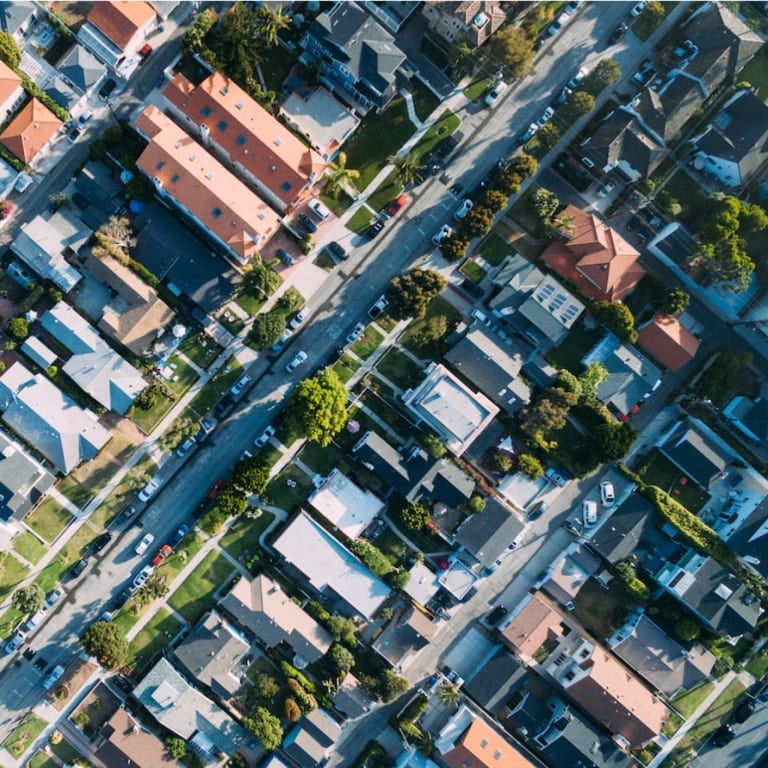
546;324;603;373
259;444;283;469
572;578;632;639
478;232;514;267
411;110;461;165
351;326;385;360
219;313;245;337
740;48;768;96
332;354;361;384
358;389;414;440
0;552;28;602
184;357;244;419
235;291;267;317
265;464;315;515
167;551;235;625
409;77;440;122
12;532;47;565
746;646;768;678
28;737;81;768
375;348;423;391
508;184;545;236
459;259;487;283
130;392;175;434
637;450;711;513
464;76;493;102
24;499;73;543
165;355;200;396
374;526;412;567
128;608;182;666
260;42;299;94
220;511;276;562
3;714;47;759
319;189;354;217
368;171;401;214
346;206;374;235
178;333;221;370
298;441;348;476
660;170;707;229
55;475;92;509
401;295;462;358
345;98;415;191
155;532;204;584
671;681;716;719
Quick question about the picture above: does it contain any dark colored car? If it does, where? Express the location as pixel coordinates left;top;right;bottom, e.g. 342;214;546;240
99;78;116;100
298;213;317;233
437;132;462;158
69;558;89;578
194;419;214;442
609;22;628;44
277;248;294;266
171;524;190;548
92;533;112;553
461;278;484;299
327;241;348;261
626;215;641;231
734;698;756;723
207;480;225;500
214;395;235;419
486;605;508;626
712;724;735;747
109;588;132;613
366;219;385;239
527;500;547;521
72;192;90;209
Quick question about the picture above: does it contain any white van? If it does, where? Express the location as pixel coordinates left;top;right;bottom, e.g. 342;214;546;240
308;199;332;221
582;500;598;527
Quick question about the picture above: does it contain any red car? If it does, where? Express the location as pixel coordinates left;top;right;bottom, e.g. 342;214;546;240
387;193;409;216
139;43;153;59
151;545;172;567
207;479;225;501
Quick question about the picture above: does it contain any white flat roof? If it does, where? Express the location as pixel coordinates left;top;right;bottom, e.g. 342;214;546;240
438;559;477;600
309;468;384;539
405;561;441;606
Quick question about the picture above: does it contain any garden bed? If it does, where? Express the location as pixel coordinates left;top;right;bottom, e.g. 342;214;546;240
3;714;47;759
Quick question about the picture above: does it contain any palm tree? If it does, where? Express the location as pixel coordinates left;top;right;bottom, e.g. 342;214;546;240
255;5;291;47
414;729;436;757
389;153;425;189
553;213;576;237
325;152;360;199
438;682;461;707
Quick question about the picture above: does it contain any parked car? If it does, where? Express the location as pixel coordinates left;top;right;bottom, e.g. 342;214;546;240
518;123;539;145
99;78;116;100
195;419;215;443
609;22;628;44
45;587;64;608
67;127;81;144
77;109;93;126
387;193;409;216
368;296;389;319
327;241;349;261
131;565;154;591
600;481;616;506
582;500;598;527
712;724;735;747
139;42;153;59
255;425;276;447
581;156;595;169
527;500;547;521
298;213;317;233
486;605;508;626
207;479;225;500
286;350;308;373
545;467;567;487
230;374;251;397
289;309;307;330
484;80;507;107
308;198;332;221
597;180;616;197
214;395;235;419
454;199;473;220
69;558;89;578
110;588;132;612
432;224;453;245
277;248;294;266
5;630;25;654
135;533;155;556
176;438;195;458
630;0;648;16
437;132;462;158
272;327;294;352
366;219;385;239
537;106;555;127
345;322;366;345
734;698;756;723
151;544;172;567
138;475;163;502
171;525;190;548
92;532;112;553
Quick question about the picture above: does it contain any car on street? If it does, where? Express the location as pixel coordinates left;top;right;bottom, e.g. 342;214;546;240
255;425;276;447
196;418;215;442
77;109;93;126
139;42;153;60
518;123;539;145
734;698;756;723
272;327;294;352
69;558;89;578
135;533;155;556
298;213;317;233
630;0;648;16
527;500;547;521
327;241;349;261
286;350;308;373
230;374;251;397
449;183;465;197
597;181;616;197
600;481;616;506
366;219;385;239
537;106;555;127
207;479;225;500
454;199;473;220
712;723;735;747
566;66;588;91
171;524;190;548
432;224;453;245
99;78;116;100
67;127;81;144
277;248;294;266
176;438;195;458
437;132;462;158
581;156;595;169
138;475;163;502
289;309;307;329
345;322;366;345
5;631;25;654
151;544;172;567
387;193;409;216
131;565;154;591
609;22;628;44
45;587;64;608
369;296;389;318
484;80;507;107
92;532;112;552
545;466;567;487
110;589;132;612
583;500;598;527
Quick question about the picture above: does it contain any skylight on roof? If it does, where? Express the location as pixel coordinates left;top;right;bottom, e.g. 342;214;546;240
171;174;179;184
281;181;291;191
219;86;229;95
217;120;228;131
156;161;165;170
273;137;282;146
212;207;222;218
201;106;211;117
236;135;246;146
235;101;244;110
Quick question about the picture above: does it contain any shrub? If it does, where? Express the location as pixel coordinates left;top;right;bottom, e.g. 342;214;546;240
280;660;317;693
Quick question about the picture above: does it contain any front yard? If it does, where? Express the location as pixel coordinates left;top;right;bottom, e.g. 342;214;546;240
265;464;315;514
128;608;183;672
478;232;514;267
0;551;28;602
375;348;424;391
3;714;47;759
24;499;73;543
12;531;47;565
351;326;385;360
167;551;235;625
219;511;275;562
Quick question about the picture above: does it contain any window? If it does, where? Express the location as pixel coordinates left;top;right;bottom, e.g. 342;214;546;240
212;207;222;218
217;120;228;131
155;161;165;170
236;135;246;146
281;181;292;192
171;174;179;184
201;106;211;117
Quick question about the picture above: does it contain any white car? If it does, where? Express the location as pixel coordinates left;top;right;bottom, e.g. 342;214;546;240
582;500;598;527
597;181;616;197
454;199;473;220
4;630;25;654
289;309;307;330
45;587;64;608
286;350;308;373
131;565;155;592
272;327;294;352
484;80;507;107
255;425;276;447
432;224;453;245
176;438;195;458
600;481;616;506
631;0;648;16
345;323;366;345
537;107;555;127
138;475;163;503
135;533;155;556
230;374;251;397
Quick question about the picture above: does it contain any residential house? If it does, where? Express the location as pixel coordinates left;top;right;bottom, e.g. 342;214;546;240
445;326;531;413
464;646;528;716
501;592;669;747
0;99;63;165
45;76;83;115
134;105;280;267
79;0;157;70
330;674;376;721
40;302;147;415
273;512;391;620
538;543;600;610
280;87;360;161
637;313;700;371
608;613;715;697
454;498;524;572
541;205;645;302
438;558;479;602
723;395;768;445
84;253;174;356
57;45;107;97
587;494;659;567
583;3;762;180
658;418;728;489
364;1;420;33
0;362;110;474
403;363;499;456
0;429;54;523
373;603;439;669
435;703;538;768
162;71;326;213
132;657;248;761
0;61;22;121
283;708;342;768
422;1;507;47
0;2;37;42
309;468;384;539
582;333;661;419
148;0;179;20
655;550;761;639
404;560;441;608
10;209;87;292
220;574;332;665
172;610;250;700
95;708;183;767
726;503;768;582
692;89;768;188
300;2;407;115
409;457;475;518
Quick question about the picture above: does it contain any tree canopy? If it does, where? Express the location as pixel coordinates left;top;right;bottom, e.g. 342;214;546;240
286;368;348;446
694;239;755;293
386;269;446;320
663;287;690;316
484;27;535;78
591;301;637;343
399;501;431;531
231;455;271;495
0;31;20;69
12;584;44;613
248;311;286;349
583;59;621;95
244;707;283;750
81;621;128;669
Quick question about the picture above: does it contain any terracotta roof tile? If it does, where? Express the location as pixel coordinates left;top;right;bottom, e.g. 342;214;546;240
637;313;700;371
87;1;156;50
0;61;20;107
0;99;63;163
442;716;536;768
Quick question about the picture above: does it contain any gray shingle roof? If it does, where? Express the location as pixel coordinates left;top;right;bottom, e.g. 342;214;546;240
454;497;524;569
58;45;106;92
659;419;728;488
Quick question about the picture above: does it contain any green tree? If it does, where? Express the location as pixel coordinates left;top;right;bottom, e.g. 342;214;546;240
378;670;410;703
241;263;281;298
663;287;690;316
11;584;44;613
244;707;283;750
183;8;218;53
231;455;270;495
421;433;447;458
583;59;621;96
388;568;410;590
216;486;248;516
166;738;187;760
399;501;431;531
412;314;450;349
350;539;393;577
440;235;469;262
389;153;424;188
595;421;638;461
254;4;291;47
465;205;495;237
480;188;509;213
518;454;544;480
521;387;579;437
325;151;360;198
579;362;608;395
276;287;304;315
133;382;163;411
591;301;637;342
675;616;701;643
80;621;128;669
738;201;768;233
562;90;595;121
326;614;358;647
386;268;446;320
256;673;280;699
536;122;561;150
484;26;534;78
0;30;21;68
438;682;461;707
329;643;356;673
217;2;260;83
489;449;513;473
449;41;477;78
639;1;666;30
694;239;754;293
529;188;559;224
286;368;348;446
248;311;286;349
467;495;486;514
6;316;28;339
508;154;538;178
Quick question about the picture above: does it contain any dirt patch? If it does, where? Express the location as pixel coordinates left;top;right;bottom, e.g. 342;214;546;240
50;1;93;32
50;659;98;711
69;682;120;741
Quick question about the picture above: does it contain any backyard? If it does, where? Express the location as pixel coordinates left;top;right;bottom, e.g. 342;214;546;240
546;324;603;373
572;578;632;639
740;47;768;95
478;232;515;267
167;550;235;625
659;170;707;229
636;450;711;514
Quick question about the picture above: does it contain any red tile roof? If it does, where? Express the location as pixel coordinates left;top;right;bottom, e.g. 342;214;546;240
135;106;280;264
0;61;20;107
87;1;156;50
95;708;182;767
0;99;63;163
637;313;700;371
442;716;535;768
163;71;326;208
542;205;645;302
